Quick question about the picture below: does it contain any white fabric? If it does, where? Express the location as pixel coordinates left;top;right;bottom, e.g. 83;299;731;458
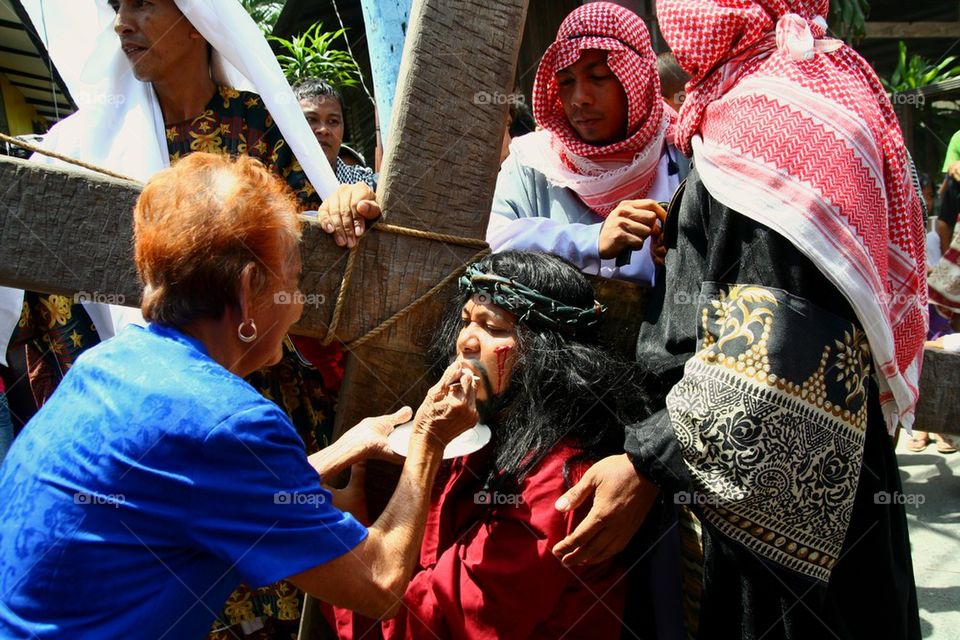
488;146;680;286
0;288;24;367
2;0;339;351
508;120;670;212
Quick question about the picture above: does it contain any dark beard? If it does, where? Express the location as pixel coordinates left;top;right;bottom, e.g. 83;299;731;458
476;381;518;436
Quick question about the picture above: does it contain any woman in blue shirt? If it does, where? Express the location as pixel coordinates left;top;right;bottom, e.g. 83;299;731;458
0;152;477;639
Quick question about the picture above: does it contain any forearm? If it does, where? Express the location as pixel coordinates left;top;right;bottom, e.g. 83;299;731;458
937;219;954;256
357;436;445;617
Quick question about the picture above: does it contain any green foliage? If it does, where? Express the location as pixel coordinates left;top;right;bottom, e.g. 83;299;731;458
239;0;284;36
269;22;362;88
882;42;960;181
829;0;869;42
884;41;960;92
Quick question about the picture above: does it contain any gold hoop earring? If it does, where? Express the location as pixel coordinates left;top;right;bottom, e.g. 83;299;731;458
238;319;258;343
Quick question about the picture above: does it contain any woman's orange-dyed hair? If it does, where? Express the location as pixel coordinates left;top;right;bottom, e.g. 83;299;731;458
133;152;302;327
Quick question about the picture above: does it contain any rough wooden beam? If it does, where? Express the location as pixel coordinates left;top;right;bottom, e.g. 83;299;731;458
865;21;960;39
331;0;531;441
914;347;960;436
0;156;142;300
0;155;346;339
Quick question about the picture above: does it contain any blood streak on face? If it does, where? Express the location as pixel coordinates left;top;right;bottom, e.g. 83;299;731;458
494;345;512;395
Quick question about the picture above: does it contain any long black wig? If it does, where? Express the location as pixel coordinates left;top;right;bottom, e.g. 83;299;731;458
428;251;652;490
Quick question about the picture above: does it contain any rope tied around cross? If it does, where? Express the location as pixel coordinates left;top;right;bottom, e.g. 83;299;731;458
0;131;490;349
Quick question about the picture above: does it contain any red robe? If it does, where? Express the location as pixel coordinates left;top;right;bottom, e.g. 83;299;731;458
328;444;627;639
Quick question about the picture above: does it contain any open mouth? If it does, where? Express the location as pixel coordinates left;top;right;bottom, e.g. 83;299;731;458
121;43;148;59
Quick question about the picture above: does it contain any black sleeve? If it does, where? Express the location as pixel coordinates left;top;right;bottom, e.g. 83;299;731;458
624;166;858;495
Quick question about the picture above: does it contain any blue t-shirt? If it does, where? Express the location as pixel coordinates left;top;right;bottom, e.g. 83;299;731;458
0;324;367;638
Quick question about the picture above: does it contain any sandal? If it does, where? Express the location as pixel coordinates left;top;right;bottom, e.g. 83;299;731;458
907;432;930;452
936;436;957;455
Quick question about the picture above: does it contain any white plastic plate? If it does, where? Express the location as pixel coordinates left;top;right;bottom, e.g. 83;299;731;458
387;421;491;459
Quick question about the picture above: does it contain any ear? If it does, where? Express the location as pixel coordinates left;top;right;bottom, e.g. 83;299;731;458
237;262;259;321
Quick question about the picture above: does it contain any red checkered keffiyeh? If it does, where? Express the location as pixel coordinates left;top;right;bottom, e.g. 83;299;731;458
660;0;928;430
518;2;674;217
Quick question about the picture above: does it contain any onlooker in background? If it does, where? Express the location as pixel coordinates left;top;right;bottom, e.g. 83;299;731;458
294;77;376;193
498;98;537;165
657;51;689;113
487;3;684;286
938;130;960;254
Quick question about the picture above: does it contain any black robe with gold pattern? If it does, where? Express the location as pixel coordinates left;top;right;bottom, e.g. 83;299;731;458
626;168;920;640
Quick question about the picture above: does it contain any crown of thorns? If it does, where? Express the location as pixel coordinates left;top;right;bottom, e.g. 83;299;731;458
458;264;605;337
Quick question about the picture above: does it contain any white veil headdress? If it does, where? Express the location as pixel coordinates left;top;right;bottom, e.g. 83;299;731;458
3;0;339;346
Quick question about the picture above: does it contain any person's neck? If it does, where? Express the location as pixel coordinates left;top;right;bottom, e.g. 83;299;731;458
154;67;217;124
179;316;250;377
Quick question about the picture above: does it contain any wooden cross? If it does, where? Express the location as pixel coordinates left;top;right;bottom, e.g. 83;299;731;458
1;0;524;423
0;0;646;462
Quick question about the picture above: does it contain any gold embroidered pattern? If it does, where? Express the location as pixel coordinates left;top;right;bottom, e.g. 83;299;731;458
667;283;869;582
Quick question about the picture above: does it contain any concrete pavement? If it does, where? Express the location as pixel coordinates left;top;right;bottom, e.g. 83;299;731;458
896;435;960;639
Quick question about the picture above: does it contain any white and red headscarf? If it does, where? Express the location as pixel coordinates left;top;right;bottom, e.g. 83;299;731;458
660;0;928;430
510;2;675;216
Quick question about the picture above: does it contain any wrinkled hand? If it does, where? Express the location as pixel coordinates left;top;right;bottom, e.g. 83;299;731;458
317;182;381;248
598;200;667;260
413;362;478;449
552;453;659;567
338;406;412;464
948;161;960;183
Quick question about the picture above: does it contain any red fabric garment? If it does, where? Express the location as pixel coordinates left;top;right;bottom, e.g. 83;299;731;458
659;0;927;429
529;2;674;216
328;445;627;639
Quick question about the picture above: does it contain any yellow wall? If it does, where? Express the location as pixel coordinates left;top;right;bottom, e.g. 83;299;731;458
0;75;45;135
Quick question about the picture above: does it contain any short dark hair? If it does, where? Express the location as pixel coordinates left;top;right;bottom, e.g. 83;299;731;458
292;77;344;112
430;251;650;488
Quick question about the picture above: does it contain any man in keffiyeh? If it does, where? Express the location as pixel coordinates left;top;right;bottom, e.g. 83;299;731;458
550;2;924;638
487;3;684;285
